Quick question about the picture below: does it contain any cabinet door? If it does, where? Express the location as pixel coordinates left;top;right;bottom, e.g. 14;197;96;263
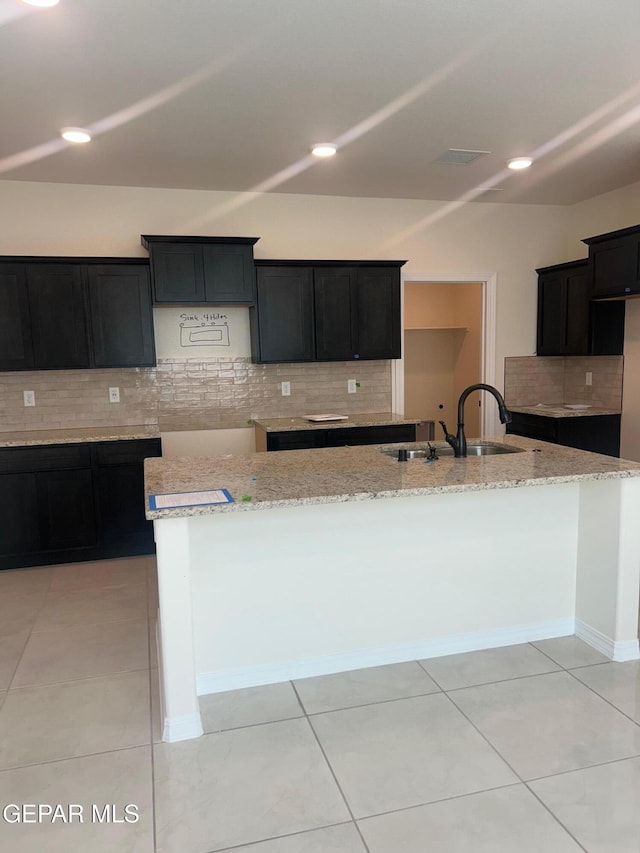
202;243;256;303
94;439;161;552
354;267;401;359
314;268;357;360
26;264;90;368
150;243;205;303
564;266;589;355
536;271;566;355
254;267;315;362
266;430;326;451
87;264;155;367
590;233;640;297
0;264;34;371
0;472;40;556
38;468;97;550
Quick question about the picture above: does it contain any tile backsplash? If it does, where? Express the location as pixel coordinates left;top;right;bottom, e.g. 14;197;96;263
504;355;623;409
0;358;392;433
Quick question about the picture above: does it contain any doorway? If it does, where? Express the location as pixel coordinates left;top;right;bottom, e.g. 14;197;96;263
403;281;483;438
392;272;499;436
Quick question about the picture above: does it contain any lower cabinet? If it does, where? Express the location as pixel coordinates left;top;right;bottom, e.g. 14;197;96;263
506;412;620;457
265;423;416;451
0;438;161;570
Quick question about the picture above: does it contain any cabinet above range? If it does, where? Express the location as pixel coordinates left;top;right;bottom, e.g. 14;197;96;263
141;235;259;304
0;257;155;372
250;260;405;364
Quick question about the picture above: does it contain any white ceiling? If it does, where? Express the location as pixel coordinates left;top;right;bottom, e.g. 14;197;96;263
2;0;640;205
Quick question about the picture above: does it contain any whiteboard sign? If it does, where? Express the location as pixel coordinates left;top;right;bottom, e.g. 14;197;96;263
153;306;251;358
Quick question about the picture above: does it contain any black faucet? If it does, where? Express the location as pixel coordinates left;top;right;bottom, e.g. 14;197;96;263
439;383;512;457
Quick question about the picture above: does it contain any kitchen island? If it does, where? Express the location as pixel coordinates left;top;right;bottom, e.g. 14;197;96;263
145;437;640;742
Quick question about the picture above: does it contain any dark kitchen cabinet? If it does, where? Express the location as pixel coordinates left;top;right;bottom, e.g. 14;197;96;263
141;236;259;304
0;437;161;570
0;444;97;567
536;260;624;356
314;266;401;361
251;266;315;362
87;264;155;367
0;257;156;371
264;423;416;451
583;224;640;298
27;264;90;368
0;264;33;371
251;260;404;364
94;439;161;556
506;412;620;457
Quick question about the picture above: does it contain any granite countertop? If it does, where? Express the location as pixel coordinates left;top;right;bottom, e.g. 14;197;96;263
144;434;640;520
0;425;161;448
509;405;621;418
252;412;422;432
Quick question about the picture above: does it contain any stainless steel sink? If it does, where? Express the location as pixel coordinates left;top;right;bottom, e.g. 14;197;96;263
381;443;525;459
439;443;525;456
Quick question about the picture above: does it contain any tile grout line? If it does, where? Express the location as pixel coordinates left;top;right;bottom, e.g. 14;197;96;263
0;741;152;775
565;667;640;730
441;689;591;852
2;568;54;695
204;821;357;853
290;679;374;853
6;667;152;694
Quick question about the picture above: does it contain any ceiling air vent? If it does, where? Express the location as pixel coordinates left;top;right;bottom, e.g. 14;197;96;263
434;148;491;165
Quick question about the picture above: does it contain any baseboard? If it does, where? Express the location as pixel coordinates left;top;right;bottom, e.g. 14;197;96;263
196;617;576;695
162;712;203;743
575;619;640;662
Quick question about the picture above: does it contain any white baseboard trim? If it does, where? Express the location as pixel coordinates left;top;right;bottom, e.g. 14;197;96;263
162;712;204;743
197;617;576;695
575;619;640;662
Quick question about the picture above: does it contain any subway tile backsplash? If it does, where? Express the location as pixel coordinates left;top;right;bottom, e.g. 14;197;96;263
0;358;392;433
504;355;623;409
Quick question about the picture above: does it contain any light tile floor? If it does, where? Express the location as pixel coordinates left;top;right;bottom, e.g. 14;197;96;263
1;557;640;852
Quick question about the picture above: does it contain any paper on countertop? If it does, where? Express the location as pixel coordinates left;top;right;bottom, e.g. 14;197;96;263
149;489;234;510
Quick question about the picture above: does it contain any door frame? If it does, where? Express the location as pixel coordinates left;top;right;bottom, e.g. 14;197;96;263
392;271;498;436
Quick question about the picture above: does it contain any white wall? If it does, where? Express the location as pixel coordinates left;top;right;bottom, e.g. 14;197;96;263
0;180;571;394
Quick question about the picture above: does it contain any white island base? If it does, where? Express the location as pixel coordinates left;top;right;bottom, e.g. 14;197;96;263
153;476;640;742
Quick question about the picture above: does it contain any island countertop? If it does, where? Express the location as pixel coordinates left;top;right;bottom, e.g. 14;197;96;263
144;435;640;520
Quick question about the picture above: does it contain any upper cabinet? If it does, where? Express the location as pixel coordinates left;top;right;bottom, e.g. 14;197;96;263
250;260;404;364
252;266;315;363
536;260;624;357
583;224;640;298
86;264;155;367
141;236;259;304
0;258;155;372
0;264;34;371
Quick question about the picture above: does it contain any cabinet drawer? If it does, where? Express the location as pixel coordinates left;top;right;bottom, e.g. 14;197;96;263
506;413;556;442
94;439;161;466
0;443;91;474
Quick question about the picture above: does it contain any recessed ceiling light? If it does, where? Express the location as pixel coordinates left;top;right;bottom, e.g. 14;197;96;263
21;0;60;7
60;127;92;144
507;157;533;170
311;143;337;158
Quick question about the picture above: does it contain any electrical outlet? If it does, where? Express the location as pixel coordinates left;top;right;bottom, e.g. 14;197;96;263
348;379;357;394
108;387;120;403
23;390;35;407
281;381;291;396
585;372;593;386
